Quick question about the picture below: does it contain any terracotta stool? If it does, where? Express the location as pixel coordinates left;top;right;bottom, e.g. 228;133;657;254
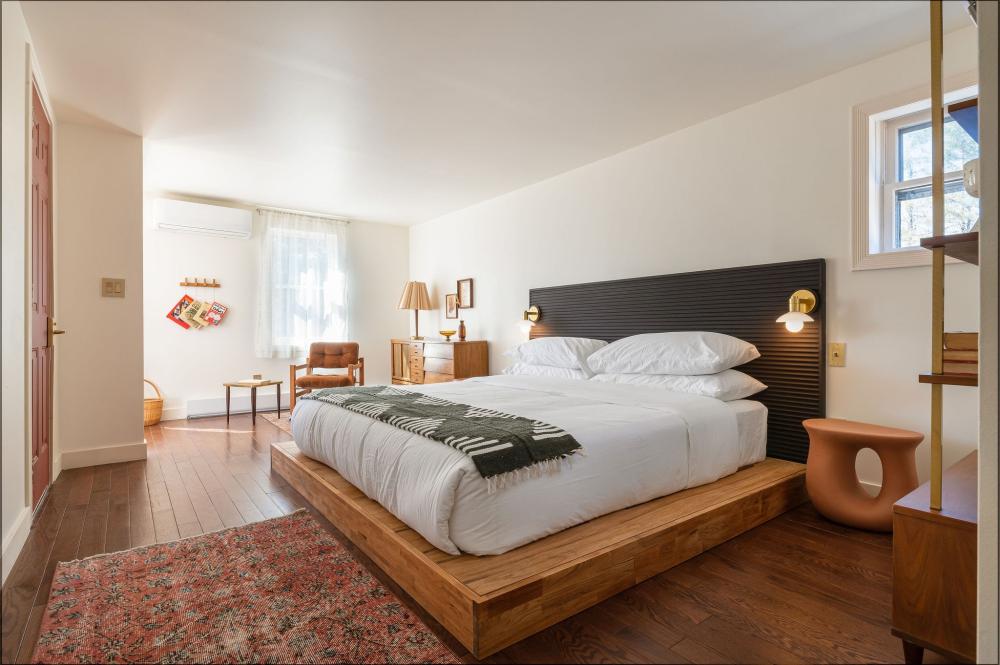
803;418;922;532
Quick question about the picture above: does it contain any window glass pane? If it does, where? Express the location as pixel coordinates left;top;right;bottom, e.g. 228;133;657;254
899;121;931;180
269;227;344;348
894;179;980;248
898;117;979;181
943;119;979;172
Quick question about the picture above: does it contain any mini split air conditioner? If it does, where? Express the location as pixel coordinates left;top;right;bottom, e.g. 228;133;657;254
152;198;252;239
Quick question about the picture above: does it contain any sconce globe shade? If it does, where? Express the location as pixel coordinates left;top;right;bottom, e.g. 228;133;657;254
519;319;535;334
776;311;813;333
785;319;805;333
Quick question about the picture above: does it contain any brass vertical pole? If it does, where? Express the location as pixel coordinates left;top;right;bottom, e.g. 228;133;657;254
929;0;944;511
930;383;943;509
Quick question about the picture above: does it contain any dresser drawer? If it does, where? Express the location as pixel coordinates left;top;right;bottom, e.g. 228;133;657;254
409;343;424;358
422;357;454;375
423;343;454;360
422;371;453;384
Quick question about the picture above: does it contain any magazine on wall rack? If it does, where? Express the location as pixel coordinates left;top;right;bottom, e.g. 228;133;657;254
181;299;205;328
203;301;229;326
166;294;194;329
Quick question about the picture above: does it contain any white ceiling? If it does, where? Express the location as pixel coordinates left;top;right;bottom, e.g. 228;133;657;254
22;1;971;225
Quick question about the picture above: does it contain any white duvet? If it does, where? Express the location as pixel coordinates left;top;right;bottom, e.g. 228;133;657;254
291;375;763;556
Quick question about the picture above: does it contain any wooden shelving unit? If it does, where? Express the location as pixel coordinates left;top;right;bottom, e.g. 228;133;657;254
892;3;980;663
919;231;980;265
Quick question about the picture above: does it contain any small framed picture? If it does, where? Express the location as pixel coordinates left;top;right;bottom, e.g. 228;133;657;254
445;293;459;319
457;278;474;309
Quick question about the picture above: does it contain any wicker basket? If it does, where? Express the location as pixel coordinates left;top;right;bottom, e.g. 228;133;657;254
143;379;164;427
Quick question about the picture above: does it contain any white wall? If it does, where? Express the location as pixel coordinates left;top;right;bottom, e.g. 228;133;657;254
55;123;145;469
143;193;409;420
411;27;981;488
976;2;998;661
1;0;34;583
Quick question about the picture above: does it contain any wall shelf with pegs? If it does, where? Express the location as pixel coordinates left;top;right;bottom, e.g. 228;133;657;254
179;278;221;288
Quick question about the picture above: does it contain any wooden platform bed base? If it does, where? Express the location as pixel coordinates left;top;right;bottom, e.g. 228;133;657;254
272;440;807;658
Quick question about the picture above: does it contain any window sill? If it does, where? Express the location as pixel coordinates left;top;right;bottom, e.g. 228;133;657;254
852;248;968;271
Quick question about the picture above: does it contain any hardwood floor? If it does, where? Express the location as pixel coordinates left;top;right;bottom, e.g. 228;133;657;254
1;414;945;664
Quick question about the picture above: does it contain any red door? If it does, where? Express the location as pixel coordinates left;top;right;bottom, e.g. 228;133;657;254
30;83;54;508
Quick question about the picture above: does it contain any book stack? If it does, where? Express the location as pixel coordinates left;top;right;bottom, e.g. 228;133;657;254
943;332;978;375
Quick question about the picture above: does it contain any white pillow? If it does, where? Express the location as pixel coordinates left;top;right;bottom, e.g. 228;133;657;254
591;370;766;401
587;331;760;376
504;337;608;375
502;362;588;380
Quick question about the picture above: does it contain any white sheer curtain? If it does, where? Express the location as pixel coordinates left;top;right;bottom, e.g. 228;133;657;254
255;209;348;359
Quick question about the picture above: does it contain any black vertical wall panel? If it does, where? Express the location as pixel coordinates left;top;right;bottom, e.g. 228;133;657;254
528;259;825;463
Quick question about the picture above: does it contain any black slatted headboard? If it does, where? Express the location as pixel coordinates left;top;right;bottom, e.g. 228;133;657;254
528;259;825;463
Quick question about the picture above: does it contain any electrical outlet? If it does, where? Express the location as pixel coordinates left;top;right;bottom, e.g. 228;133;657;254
828;342;846;367
101;277;125;298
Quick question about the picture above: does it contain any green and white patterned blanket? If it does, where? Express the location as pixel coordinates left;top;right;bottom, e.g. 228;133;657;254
301;385;582;491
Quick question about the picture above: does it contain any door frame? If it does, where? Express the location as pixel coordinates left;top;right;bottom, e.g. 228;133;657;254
25;43;58;513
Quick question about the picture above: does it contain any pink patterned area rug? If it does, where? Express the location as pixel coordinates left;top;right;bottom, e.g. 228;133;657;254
32;511;459;664
261;410;293;435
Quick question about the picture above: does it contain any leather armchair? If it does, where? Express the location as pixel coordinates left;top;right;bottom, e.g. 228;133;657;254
289;342;364;410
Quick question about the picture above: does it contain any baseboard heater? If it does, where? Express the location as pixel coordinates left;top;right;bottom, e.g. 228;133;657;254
184;392;290;419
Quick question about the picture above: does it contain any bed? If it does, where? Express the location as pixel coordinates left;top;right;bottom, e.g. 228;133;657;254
273;258;825;657
292;374;767;556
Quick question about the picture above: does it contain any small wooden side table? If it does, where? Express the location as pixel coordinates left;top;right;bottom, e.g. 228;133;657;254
224;380;283;424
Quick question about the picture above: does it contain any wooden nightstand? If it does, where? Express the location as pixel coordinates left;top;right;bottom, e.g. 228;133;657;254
390;339;488;385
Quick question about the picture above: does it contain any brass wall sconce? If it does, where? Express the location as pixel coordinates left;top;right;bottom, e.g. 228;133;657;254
519;305;541;333
776;289;817;333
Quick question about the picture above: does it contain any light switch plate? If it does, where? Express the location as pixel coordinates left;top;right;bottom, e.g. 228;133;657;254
828;342;846;367
101;277;125;298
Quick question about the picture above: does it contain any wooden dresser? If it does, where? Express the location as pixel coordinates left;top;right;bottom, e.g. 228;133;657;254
892;450;978;663
390;339;488;385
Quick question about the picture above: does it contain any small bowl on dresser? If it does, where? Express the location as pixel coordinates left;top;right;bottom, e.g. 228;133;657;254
439;330;457;341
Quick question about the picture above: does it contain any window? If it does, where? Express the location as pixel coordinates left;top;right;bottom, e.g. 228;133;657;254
883;112;979;249
852;77;979;270
255;210;348;359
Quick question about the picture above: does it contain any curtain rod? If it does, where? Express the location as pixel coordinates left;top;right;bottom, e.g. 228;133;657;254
255;205;350;223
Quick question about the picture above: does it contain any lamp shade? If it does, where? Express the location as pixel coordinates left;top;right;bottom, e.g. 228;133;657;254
397;281;433;310
776;310;814;333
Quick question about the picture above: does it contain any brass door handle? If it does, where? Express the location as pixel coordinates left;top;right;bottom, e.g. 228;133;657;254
47;318;66;346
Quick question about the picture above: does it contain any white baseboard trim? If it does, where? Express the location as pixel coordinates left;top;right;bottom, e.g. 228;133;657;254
61;441;147;470
2;505;33;584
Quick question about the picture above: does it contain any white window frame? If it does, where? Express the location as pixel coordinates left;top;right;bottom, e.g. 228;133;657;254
851;73;978;270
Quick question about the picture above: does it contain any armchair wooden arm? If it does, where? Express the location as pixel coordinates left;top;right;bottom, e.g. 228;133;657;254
348;357;366;386
289;362;310;411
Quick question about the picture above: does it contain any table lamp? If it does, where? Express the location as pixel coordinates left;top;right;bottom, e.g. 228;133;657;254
398;281;433;340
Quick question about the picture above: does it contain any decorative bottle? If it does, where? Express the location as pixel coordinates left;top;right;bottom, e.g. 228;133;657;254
458;320;467;341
